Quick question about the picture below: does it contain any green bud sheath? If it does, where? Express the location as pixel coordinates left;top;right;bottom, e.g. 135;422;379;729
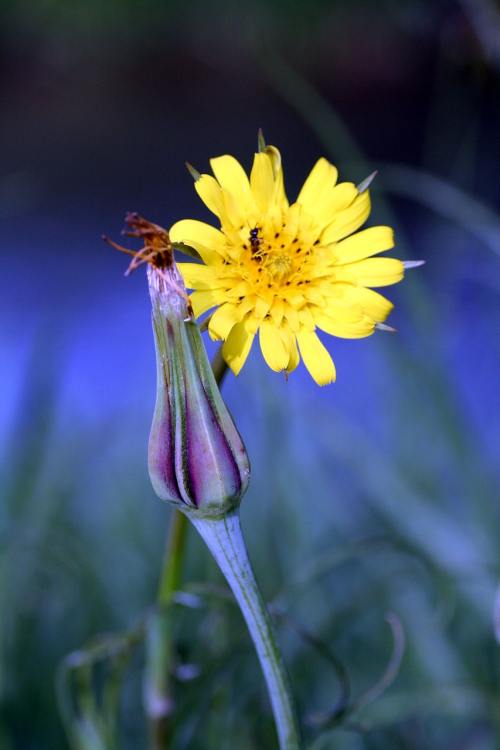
147;264;250;517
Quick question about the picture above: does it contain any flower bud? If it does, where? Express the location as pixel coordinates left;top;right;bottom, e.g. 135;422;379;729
147;259;250;518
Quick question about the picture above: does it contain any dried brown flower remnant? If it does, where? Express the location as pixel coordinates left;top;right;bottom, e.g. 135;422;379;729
103;212;174;275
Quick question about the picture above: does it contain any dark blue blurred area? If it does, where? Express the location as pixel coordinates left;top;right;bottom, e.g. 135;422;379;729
1;1;500;748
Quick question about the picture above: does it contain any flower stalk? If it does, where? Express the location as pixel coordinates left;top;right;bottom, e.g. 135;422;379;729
190;509;303;750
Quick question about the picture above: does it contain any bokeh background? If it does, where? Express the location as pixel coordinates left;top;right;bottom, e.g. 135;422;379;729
1;0;500;748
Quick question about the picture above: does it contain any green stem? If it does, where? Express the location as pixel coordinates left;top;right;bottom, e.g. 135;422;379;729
190;510;303;750
145;349;228;749
157;509;189;606
210;344;229;385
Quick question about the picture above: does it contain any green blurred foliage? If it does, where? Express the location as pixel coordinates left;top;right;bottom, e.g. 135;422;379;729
2;269;500;749
1;0;500;748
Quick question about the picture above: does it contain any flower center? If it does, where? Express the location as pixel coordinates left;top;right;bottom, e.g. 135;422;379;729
232;218;318;293
268;253;292;280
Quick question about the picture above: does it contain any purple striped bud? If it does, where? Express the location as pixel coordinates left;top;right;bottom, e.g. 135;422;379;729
146;250;250;518
106;213;250;517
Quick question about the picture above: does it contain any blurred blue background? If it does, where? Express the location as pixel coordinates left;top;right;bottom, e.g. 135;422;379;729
1;1;500;748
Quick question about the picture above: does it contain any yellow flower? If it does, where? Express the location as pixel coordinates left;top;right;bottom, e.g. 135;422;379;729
171;143;406;386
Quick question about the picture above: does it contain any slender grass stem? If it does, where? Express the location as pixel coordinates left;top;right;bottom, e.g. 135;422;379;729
210;344;229;385
157;510;189;606
190;510;303;750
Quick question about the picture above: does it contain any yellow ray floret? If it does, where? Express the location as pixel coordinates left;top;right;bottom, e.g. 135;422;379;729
170;143;408;386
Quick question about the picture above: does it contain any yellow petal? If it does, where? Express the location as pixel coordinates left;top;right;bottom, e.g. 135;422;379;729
170;219;225;253
286;338;300;373
259;319;289;372
178;262;219;290
190;289;221;317
284;305;299;332
269;298;284;326
297;158;338;211
321;191;371;244
264;145;282;179
250;152;275;213
210;155;253;209
297;330;336;386
322;297;366;323
334;226;395;264
195;175;227;219
264;145;288;210
281;202;301;242
190;242;220;265
298;306;315;330
243;314;260;334
222;321;254;376
336;258;404;287
221;186;255;228
172;237;218;266
208;302;242;341
303;287;325;306
223;280;252;299
280;322;300;373
315;313;375;339
335;285;394;322
254;296;271;320
237;295;258;318
313;183;358;226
